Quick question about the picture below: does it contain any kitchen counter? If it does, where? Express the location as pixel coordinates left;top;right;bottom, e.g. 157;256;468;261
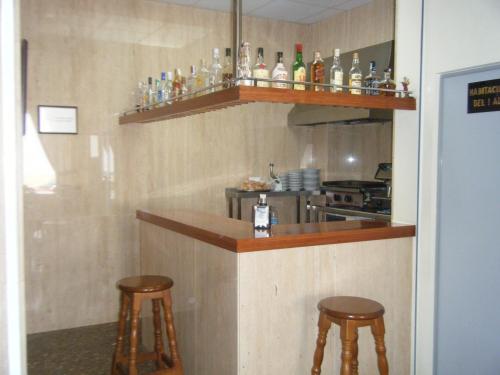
138;208;415;375
136;209;415;252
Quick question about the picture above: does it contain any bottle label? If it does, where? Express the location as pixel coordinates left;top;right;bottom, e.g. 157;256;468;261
253;69;270;87
294;67;306;90
272;71;288;89
350;73;362;95
254;206;269;228
312;65;325;91
332;71;343;92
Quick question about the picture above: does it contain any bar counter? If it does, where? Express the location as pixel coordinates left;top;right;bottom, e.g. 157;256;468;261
136;209;415;252
137;208;415;375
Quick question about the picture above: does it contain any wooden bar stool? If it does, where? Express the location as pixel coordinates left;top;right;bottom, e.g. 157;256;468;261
311;296;389;375
111;275;183;375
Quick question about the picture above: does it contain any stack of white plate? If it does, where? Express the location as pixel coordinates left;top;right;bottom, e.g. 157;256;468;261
279;173;289;191
288;170;303;191
302;168;320;191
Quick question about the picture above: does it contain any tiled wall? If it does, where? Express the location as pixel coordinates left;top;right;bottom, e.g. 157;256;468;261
22;0;394;333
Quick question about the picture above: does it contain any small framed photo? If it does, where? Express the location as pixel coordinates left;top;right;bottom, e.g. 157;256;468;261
38;105;78;134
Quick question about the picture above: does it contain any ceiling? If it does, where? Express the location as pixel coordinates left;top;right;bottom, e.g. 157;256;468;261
153;0;373;24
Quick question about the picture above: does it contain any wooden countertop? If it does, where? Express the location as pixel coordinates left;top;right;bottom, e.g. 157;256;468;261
136;209;415;253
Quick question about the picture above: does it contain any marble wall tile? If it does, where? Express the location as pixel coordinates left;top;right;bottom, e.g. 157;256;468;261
140;222;238;375
238;238;412;375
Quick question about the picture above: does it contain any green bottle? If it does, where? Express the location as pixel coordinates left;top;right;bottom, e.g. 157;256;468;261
293;43;306;90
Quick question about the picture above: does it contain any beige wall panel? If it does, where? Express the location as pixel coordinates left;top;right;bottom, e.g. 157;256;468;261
309;0;394;56
140;222;237;375
331;237;412;374
238;238;412;375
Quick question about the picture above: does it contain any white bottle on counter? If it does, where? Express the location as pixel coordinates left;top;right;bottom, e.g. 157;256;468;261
253;194;270;229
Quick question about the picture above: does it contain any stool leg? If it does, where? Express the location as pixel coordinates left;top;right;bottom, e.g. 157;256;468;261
128;293;142;375
371;317;389;375
340;320;357;375
311;312;332;375
351;328;359;375
161;290;183;374
152;299;166;369
111;292;129;375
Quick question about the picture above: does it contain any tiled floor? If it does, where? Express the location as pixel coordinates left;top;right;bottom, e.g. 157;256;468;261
27;322;156;375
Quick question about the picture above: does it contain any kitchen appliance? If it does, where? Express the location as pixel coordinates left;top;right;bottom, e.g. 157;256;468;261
307;163;392;222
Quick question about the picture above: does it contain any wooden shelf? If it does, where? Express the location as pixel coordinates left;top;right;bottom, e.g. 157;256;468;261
119;86;416;125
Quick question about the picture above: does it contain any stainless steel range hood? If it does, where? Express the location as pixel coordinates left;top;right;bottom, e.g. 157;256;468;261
288;40;395;127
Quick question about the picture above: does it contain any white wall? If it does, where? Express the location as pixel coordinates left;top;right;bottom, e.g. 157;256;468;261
0;0;26;373
413;0;500;373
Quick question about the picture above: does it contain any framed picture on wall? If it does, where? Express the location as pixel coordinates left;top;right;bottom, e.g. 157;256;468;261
37;105;78;134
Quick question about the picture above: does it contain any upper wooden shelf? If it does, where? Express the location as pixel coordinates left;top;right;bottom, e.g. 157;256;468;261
119;86;416;125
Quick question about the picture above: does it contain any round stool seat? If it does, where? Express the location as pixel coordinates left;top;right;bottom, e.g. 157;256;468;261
117;275;173;293
318;296;384;320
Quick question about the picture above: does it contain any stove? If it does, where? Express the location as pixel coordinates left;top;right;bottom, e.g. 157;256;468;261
320;180;391;213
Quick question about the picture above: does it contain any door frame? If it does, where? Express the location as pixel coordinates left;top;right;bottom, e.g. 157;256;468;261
415;61;500;375
1;0;26;373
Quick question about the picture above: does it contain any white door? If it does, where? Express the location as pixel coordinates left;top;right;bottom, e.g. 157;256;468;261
435;65;500;374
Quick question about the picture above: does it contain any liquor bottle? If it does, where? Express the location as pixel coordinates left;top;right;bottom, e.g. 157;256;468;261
363;61;380;95
253;47;270;87
181;76;188;99
271;52;288;89
147;77;155;107
222;47;233;88
186;65;197;96
157;72;167;103
238;42;252;86
293;43;306;90
329;48;343;93
349;52;362;95
173;68;183;100
196;59;210;93
252;194;270;229
165;71;173;104
310;51;325;92
209;48;223;92
135;81;146;112
378;68;396;96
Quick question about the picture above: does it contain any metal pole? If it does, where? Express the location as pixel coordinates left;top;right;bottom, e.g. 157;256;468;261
232;0;242;77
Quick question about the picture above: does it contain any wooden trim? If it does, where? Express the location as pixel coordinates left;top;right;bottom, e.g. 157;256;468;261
137;210;416;253
120;86;416;125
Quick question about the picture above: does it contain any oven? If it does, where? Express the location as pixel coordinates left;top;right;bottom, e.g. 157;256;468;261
308;204;384;222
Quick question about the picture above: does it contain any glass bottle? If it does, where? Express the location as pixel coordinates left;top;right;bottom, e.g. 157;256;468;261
253;47;270;87
349;52;362;95
173;68;183;100
329;48;343;93
271;52;288;89
378;68;396;96
157;72;167;104
363;61;380;95
135;81;146;112
238;42;252;86
186;65;197;96
209;47;223;92
222;47;233;88
196;59;210;94
147;76;155;107
181;76;188;99
293;43;306;90
310;51;325;92
165;71;173;104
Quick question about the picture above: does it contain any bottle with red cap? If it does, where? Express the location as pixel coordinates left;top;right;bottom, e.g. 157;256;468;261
292;43;306;90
